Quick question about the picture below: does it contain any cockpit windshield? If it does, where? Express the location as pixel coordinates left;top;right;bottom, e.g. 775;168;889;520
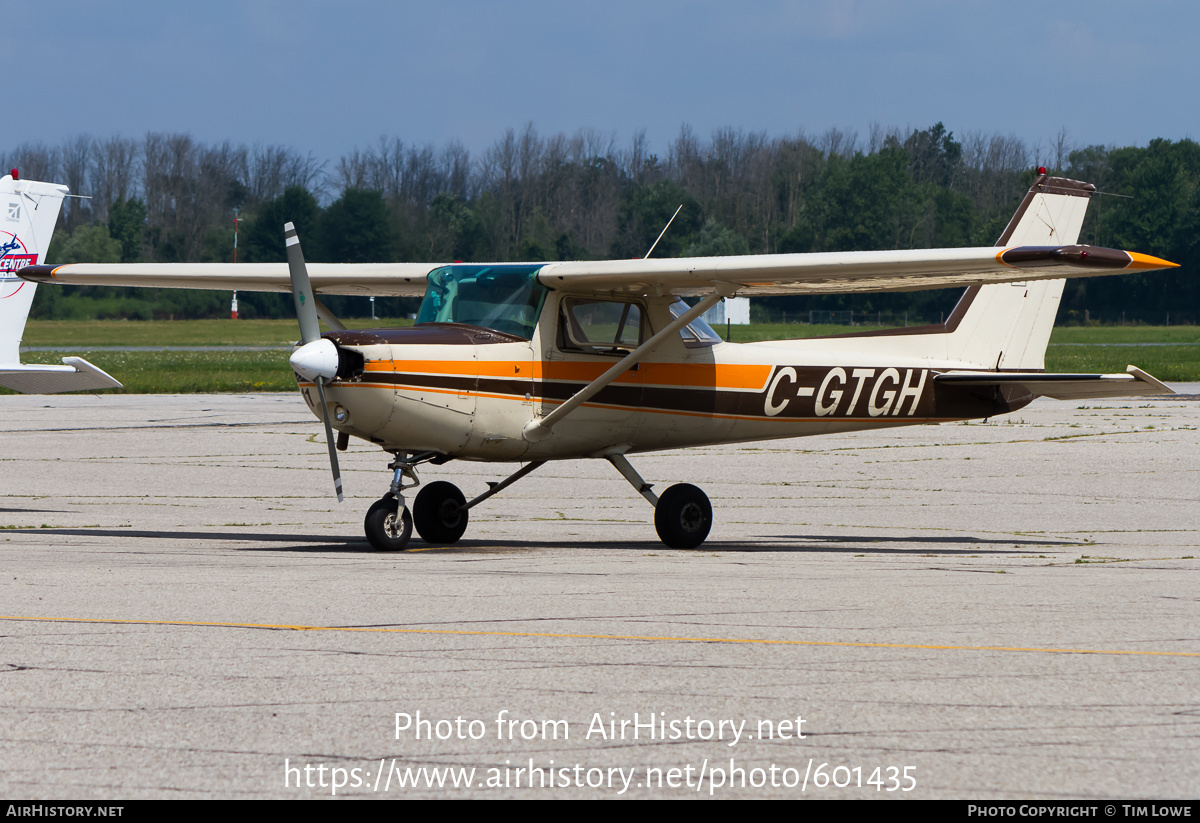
416;264;548;339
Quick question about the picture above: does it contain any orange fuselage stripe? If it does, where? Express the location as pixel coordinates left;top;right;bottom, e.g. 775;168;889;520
364;359;772;389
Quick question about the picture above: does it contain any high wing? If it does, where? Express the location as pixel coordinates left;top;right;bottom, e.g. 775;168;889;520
16;173;1178;299
20;262;435;297
538;245;1176;296
19;244;1176;298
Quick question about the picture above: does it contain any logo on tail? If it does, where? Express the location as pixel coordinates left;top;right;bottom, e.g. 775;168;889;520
0;231;35;296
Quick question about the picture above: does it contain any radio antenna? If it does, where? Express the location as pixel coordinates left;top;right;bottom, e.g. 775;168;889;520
644;204;684;259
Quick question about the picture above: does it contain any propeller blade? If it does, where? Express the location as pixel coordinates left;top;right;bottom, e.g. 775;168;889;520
314;377;344;503
284;221;321;345
286;221;342;502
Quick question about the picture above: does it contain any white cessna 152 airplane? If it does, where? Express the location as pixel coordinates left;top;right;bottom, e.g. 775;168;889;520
21;171;1178;550
0;172;120;393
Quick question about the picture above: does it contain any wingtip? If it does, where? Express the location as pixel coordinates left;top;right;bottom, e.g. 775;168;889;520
17;264;59;282
1126;251;1179;270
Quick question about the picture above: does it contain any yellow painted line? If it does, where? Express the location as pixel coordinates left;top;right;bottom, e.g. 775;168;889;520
1;615;1196;657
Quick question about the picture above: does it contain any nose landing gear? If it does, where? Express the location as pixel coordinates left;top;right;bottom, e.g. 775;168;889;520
364;495;413;552
362;454;545;551
363;451;438;552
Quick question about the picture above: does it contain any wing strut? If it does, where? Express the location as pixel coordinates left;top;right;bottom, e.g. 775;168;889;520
522;283;736;442
313;297;347;331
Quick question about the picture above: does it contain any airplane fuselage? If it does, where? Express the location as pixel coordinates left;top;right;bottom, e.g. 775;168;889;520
300;292;1029;462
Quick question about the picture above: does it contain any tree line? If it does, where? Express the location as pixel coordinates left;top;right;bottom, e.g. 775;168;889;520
6;124;1196;323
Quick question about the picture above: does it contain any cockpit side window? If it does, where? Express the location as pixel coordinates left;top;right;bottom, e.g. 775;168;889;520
416;265;547;339
558;298;645;355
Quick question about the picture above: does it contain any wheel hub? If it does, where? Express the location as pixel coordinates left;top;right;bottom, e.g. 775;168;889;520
438;501;462;527
679;502;705;533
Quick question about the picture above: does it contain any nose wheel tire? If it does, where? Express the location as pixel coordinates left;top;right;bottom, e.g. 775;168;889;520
365;495;414;551
654;483;712;549
413;481;469;544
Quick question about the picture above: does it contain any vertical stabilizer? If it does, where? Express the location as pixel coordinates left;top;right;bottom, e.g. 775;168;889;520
0;174;68;364
0;174;122;392
946;175;1094;370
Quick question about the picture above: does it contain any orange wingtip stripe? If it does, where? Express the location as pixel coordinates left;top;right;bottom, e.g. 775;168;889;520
1125;251;1179;270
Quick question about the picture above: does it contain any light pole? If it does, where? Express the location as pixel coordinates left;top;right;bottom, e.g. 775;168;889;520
231;207;241;319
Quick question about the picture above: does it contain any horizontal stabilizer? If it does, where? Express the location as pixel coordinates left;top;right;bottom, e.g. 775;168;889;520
934;365;1173;400
0;357;123;394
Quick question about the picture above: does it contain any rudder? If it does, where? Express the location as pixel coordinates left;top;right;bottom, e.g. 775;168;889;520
946;175;1095;370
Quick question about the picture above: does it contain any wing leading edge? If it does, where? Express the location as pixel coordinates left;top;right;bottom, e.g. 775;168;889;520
536;245;1178;297
20;262;438;297
20;245;1175;299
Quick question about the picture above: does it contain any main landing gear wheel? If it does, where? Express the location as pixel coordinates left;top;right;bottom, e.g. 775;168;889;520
413;481;469;544
654;483;712;549
364;495;413;551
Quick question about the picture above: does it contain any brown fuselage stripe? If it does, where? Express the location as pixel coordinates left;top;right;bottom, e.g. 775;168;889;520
309;380;967;423
316;366;1031;421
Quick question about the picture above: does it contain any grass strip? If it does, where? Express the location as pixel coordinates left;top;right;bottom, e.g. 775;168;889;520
11;320;1199;393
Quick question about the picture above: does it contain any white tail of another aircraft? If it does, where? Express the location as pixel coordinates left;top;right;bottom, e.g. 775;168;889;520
0;172;121;393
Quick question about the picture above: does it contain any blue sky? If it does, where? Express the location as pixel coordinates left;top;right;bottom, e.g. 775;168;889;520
15;0;1198;161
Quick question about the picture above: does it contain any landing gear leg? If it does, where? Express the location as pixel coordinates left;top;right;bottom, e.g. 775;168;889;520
606;453;712;549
